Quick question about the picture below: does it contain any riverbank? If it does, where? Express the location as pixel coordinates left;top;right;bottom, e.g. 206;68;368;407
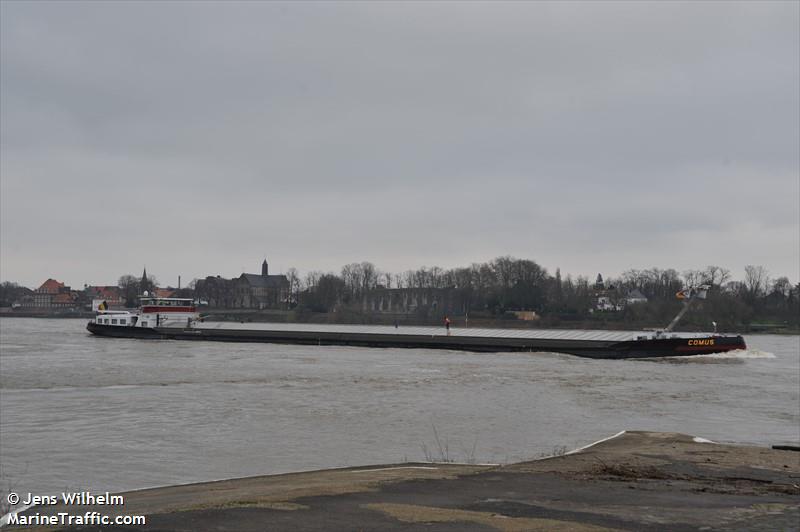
8;431;799;531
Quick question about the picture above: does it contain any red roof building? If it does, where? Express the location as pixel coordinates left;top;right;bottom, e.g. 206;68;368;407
37;278;66;294
28;278;72;308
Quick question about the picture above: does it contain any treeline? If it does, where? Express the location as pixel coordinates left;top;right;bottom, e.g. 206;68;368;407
291;258;798;331
2;258;797;332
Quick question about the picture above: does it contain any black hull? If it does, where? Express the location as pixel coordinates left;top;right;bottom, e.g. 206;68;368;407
604;335;747;358
86;322;746;359
87;322;170;339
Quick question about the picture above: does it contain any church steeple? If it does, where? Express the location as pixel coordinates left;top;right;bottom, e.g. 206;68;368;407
141;267;153;293
261;259;269;276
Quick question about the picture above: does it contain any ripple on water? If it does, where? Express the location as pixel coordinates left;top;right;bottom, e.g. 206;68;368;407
0;318;797;497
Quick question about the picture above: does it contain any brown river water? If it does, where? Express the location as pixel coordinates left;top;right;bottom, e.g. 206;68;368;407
1;318;797;497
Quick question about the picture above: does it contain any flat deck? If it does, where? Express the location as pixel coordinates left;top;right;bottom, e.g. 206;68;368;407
196;323;642;342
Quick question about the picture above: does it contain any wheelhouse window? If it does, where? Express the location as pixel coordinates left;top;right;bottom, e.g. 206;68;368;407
111;319;118;324
119;318;126;325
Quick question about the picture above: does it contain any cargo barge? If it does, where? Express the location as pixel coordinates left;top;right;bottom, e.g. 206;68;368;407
86;293;746;359
86;320;745;359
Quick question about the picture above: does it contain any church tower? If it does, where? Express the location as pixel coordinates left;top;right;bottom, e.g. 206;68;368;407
141;267;153;293
261;259;269;277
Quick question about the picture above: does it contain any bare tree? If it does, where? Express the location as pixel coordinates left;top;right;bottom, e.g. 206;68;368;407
743;265;769;301
286;267;301;305
682;269;704;288
360;262;378;293
771;276;791;298
304;270;323;291
118;274;140;307
703;265;731;287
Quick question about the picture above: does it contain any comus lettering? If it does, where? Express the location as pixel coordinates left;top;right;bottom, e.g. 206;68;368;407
688;339;715;346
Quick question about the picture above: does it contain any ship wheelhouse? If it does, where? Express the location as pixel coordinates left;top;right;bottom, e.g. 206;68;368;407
93;310;137;327
138;297;197;328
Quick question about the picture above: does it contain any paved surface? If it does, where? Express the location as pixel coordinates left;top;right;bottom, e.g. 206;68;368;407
9;431;800;531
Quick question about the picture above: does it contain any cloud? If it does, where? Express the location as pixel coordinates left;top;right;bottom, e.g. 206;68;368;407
2;1;797;287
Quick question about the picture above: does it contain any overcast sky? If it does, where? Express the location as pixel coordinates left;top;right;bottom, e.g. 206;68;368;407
1;1;798;289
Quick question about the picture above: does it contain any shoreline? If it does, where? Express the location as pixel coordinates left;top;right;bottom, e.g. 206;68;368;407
8;431;799;531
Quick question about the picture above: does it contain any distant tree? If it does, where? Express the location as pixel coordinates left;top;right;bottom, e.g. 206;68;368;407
554;268;562;299
682;269;705;288
770;276;792;298
303;274;345;312
0;281;30;307
743;265;769;302
703;265;731;287
595;273;604;290
765;276;793;313
360;262;378;293
142;274;158;293
286;268;301;306
118;275;140;307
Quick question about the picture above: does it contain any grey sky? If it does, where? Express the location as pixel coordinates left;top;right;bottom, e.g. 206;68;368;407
1;1;798;289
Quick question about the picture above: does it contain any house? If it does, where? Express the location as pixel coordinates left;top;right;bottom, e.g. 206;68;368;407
593;288;649;312
37;278;65;294
625;289;648;305
26;278;73;308
595;296;621;312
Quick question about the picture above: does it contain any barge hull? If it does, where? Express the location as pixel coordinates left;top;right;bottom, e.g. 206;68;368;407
86;323;746;359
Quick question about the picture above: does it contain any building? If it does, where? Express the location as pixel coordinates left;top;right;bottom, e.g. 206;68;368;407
194;275;235;308
154;288;176;299
625;289;648;305
140;267;155;295
594;288;649;312
195;260;289;309
235;260;289;309
362;287;463;316
26;278;73;308
84;286;125;308
595;295;621;312
51;291;78;308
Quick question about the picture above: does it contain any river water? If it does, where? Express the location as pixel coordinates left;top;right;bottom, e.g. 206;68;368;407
1;318;798;496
